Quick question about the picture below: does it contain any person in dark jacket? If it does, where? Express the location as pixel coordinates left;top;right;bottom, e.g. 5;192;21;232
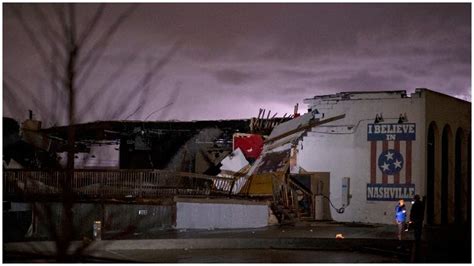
395;199;407;241
409;194;425;241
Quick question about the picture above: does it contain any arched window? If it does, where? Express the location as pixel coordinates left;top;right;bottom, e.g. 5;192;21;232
427;122;438;224
468;133;472;224
455;128;464;223
441;125;452;225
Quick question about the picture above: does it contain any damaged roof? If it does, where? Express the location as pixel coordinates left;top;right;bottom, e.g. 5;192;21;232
41;119;252;142
268;111;315;140
247;112;346;177
252;149;291;174
303;90;408;102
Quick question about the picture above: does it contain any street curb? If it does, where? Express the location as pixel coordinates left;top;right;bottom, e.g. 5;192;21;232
4;237;409;255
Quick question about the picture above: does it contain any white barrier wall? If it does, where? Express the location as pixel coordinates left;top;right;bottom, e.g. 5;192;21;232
176;198;268;229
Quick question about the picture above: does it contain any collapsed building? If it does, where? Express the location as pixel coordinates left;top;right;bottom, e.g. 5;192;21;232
3;110;299;237
240;89;470;225
3;88;471;240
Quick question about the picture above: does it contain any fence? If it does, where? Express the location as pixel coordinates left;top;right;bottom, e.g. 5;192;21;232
3;169;237;200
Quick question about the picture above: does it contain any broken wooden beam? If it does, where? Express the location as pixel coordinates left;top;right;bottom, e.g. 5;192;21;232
264;114;346;144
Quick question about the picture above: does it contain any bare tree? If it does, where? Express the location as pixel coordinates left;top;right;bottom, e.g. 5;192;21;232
4;3;182;261
6;3;183;125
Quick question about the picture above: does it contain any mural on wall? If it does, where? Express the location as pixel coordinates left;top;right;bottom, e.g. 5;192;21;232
366;123;416;201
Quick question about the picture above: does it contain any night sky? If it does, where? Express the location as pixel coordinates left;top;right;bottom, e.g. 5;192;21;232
3;3;471;126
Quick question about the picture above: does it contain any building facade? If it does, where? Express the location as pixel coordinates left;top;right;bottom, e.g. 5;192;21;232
298;89;470;225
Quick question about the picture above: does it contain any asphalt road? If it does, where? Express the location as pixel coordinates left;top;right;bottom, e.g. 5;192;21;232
3;223;470;263
4;249;403;263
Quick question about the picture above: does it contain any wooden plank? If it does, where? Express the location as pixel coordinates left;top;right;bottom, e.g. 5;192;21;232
265;110;271;128
264;114;346;144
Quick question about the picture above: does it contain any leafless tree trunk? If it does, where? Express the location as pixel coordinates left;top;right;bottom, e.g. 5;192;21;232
5;3;182;261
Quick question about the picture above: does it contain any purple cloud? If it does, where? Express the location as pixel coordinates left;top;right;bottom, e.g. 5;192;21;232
3;3;470;125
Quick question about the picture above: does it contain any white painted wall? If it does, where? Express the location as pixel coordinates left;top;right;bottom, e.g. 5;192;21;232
176;201;268;229
298;91;426;224
58;142;120;169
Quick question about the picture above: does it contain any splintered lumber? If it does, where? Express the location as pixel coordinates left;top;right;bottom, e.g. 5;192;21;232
264;114;346;144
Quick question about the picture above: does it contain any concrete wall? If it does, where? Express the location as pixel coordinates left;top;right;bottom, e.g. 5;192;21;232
176;198;268;229
105;204;174;233
424;90;471;224
32;202;174;239
14;198;269;240
298;89;470;225
299;91;425;224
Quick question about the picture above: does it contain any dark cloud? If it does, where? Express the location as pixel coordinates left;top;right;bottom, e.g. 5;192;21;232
277;69;317;79
3;3;471;124
320;70;409;91
213;69;261;85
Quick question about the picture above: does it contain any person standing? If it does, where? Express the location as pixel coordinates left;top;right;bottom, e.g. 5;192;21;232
409;195;425;242
395;199;407;241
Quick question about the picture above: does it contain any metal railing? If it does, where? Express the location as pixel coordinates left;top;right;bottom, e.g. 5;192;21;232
270;175;315;222
3;169;236;200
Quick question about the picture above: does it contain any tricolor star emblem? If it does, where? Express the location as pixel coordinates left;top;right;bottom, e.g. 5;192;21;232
378;149;404;175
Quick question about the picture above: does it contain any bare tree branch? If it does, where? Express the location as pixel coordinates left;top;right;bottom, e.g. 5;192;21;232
10;5;66;85
144;102;174;121
107;40;183;120
121;57;158;120
75;3;106;47
4;74;55;120
67;3;77;49
156;81;182;120
50;41;63;124
75;52;140;120
123;102;145;121
10;5;48;60
30;4;70;123
75;4;139;90
3;80;27;117
4;4;180;261
31;4;67;53
54;4;70;44
135;57;154;119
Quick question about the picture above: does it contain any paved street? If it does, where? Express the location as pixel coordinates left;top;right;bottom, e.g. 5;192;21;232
102;221;404;240
3;222;470;263
95;249;402;263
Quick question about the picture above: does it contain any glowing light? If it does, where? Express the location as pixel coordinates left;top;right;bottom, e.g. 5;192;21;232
336;233;344;239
